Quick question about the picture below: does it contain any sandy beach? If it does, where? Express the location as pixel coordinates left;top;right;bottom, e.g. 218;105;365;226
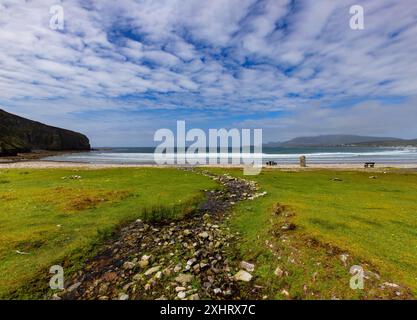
0;160;416;170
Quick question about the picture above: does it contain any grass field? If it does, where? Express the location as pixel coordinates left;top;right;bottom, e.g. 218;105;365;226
211;168;417;298
1;167;416;299
0;168;215;298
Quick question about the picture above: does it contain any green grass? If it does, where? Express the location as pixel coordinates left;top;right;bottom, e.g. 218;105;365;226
1;166;416;299
210;168;417;298
0;168;215;298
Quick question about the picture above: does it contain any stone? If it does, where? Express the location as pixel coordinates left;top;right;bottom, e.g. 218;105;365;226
233;270;253;282
239;261;255;272
141;254;151;261
281;289;290;297
203;213;211;223
177;291;186;299
119;293;129;300
339;254;349;266
189;293;200;300
382;282;400;289
299;155;306;167
51;293;61;300
174;263;182;273
138;260;149;268
175;286;186;292
67;282;81;292
123;261;136;270
175;274;194;283
144;266;161;276
102;272;117;282
198;231;209;239
281;223;296;231
274;266;284;277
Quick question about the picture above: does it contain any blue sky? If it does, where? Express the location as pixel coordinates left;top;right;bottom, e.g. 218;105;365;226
1;0;417;146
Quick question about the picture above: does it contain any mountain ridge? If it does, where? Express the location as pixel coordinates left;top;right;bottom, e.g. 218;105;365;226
0;109;90;156
265;134;417;147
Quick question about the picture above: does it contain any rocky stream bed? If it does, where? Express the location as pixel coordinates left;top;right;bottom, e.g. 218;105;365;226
57;170;266;300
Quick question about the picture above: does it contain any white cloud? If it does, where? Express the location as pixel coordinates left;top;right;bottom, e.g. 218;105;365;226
0;0;416;145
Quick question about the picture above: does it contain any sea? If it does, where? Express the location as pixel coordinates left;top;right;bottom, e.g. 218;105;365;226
43;146;417;165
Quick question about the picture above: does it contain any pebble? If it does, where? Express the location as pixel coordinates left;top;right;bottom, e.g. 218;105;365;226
118;293;129;300
175;274;194;283
240;261;255;272
144;266;161;276
274;266;284;277
233;270;253;282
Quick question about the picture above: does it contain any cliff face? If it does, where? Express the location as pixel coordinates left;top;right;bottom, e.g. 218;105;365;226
0;109;90;156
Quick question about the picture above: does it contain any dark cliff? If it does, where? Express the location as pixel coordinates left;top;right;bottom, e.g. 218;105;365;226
0;109;90;156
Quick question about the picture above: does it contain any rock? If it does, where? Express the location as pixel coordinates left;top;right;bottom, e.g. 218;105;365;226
177;291;186;299
98;283;109;295
123;261;136;270
189;293;200;300
51;293;61;300
382;282;400;289
233;270;253;282
239;261;255;272
281;289;290;297
67;282;81;293
332;177;343;181
281;223;296;231
198;231;209;239
175;286;186;292
119;293;129;300
144;266;161;276
274;266;284;277
203;213;211;223
213;288;222;294
138;260;149;268
174;263;182;273
339;254;349;266
141;254;151;261
299;155;306;167
102;272;117;282
175;274;194;283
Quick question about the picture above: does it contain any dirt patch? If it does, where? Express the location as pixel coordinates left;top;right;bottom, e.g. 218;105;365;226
39;187;132;212
0;192;17;201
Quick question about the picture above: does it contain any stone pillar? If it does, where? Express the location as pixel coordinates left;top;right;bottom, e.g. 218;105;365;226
299;155;306;167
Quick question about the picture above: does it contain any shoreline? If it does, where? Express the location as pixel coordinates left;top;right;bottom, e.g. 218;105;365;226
0;160;416;170
0;150;86;164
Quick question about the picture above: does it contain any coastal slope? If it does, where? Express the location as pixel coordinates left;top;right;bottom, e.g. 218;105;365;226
0;109;90;156
265;134;417;147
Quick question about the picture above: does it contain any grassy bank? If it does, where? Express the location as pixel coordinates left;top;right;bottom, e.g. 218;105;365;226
211;168;417;298
0;168;215;298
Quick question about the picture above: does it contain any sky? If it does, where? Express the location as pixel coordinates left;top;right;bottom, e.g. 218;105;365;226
0;0;417;147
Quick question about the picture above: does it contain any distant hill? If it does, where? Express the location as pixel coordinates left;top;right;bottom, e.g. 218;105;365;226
0;109;90;156
265;134;417;147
